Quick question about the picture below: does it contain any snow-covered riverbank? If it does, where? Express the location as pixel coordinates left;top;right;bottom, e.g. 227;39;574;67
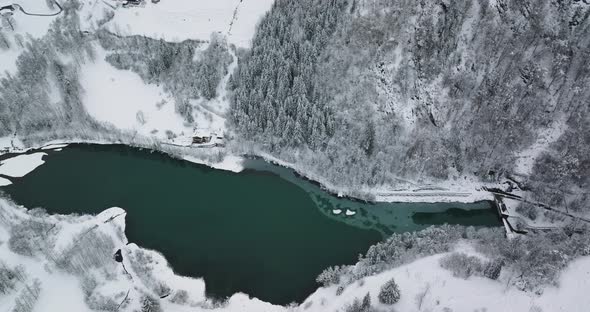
0;197;587;312
1;136;501;206
254;151;498;204
1;136;502;205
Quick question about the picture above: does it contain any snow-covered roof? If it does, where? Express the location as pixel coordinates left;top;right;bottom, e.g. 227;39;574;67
193;129;212;138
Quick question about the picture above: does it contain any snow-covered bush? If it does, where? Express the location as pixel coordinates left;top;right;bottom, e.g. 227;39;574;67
129;249;167;295
12;279;41;312
0;262;21;294
516;202;538;220
316;265;344;287
170;289;189;305
140;294;162;312
483;259;503;280
439;252;484;279
378;278;400;305
8;220;53;257
55;228;115;275
85;292;119;312
345;292;374;312
344;225;473;283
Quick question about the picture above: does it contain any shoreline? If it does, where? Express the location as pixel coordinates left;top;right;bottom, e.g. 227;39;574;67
1;138;501;205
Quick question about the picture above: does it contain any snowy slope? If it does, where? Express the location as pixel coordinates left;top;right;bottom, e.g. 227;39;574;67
79;45;192;140
103;0;274;47
0;0;59;38
301;246;590;312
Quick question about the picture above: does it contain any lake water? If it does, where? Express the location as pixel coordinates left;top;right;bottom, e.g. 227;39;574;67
0;144;500;304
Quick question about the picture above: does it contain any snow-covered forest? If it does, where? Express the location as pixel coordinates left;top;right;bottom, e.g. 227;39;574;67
1;0;589;311
230;0;590;216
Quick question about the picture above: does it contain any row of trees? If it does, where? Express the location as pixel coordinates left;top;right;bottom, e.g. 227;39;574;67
318;224;590;297
343;277;400;312
229;0;350;149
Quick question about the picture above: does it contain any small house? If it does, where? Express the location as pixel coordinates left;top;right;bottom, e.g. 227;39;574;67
192;129;212;144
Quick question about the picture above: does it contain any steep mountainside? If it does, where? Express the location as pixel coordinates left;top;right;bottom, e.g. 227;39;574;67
230;0;590;215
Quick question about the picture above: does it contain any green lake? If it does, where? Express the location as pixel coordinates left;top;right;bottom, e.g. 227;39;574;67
0;144;501;304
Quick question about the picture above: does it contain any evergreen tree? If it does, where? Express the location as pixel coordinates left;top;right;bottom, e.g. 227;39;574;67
378;278;400;305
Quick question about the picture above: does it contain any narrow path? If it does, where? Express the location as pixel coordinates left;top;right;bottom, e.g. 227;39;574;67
227;0;244;36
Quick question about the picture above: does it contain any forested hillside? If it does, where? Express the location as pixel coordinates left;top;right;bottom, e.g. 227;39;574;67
230;0;590;213
0;1;105;142
0;0;232;145
98;31;232;124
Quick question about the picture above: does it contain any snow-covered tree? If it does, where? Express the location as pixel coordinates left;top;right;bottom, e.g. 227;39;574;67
378;278;400;305
483;259;503;280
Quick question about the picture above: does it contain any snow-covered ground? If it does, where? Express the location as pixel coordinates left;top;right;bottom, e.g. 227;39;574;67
0;44;23;77
80;45;193;141
182;154;244;173
0;0;59;77
302;245;590;312
103;0;274;48
0;136;24;151
0;0;59;38
514;116;567;177
40;143;69;150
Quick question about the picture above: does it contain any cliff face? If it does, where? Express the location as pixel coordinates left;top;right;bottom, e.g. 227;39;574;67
230;0;590;213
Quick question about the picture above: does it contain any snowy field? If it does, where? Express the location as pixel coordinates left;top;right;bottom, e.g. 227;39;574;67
79;45;193;140
0;0;58;38
103;0;274;47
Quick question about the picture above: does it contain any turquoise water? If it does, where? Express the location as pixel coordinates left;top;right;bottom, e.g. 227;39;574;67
1;144;500;304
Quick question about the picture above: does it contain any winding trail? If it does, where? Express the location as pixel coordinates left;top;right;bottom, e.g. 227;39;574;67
14;0;62;17
227;0;245;37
